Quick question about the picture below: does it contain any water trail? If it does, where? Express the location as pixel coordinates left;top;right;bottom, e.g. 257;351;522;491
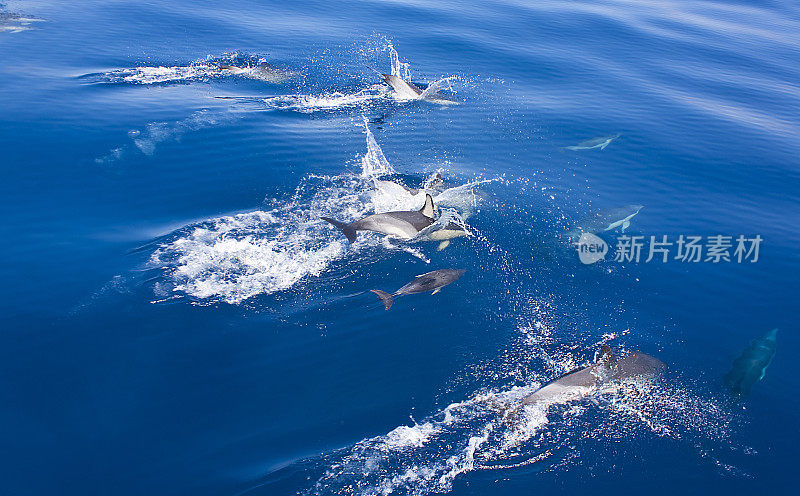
293;370;730;495
96;109;237;164
82;53;296;85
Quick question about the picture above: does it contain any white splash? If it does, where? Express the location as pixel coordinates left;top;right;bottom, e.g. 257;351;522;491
149;175;376;304
88;53;296;85
361;116;395;178
387;42;412;80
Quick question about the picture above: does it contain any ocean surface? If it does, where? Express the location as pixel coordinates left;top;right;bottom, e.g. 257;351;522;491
1;0;798;494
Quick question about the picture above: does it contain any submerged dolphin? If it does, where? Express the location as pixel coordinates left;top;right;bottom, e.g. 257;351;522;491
370;269;465;310
520;346;665;406
564;134;620;151
601;205;643;233
569;205;643;241
322;194;436;243
724;328;778;399
0;13;44;33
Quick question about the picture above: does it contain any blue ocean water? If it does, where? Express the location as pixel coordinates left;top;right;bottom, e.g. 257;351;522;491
1;0;799;494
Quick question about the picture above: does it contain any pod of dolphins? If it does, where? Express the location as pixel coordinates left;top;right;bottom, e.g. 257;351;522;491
93;47;778;419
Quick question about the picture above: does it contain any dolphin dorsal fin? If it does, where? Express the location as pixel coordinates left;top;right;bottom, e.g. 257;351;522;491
419;194;435;219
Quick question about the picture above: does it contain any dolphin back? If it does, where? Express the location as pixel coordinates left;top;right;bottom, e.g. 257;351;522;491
610;352;666;381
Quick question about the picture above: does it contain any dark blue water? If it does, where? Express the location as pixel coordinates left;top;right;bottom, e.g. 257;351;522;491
2;0;799;494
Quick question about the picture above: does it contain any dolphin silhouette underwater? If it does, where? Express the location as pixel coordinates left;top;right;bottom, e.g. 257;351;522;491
518;346;666;407
564;134;620;151
322;194;437;243
368;67;459;105
370;269;465;310
0;13;44;33
568;205;643;241
724;328;778;399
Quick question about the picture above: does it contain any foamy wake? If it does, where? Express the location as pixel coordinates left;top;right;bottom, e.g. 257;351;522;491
85;53;296;85
149;175;371;304
147;117;490;304
294;298;734;496
301;372;731;496
148;171;484;304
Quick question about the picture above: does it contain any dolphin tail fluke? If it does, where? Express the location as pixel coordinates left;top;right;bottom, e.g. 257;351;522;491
370;289;394;310
321;217;357;243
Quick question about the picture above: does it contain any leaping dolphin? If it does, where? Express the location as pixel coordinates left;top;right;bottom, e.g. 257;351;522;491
520;345;666;407
724;328;778;399
370;269;465;310
322;194;436;243
368;67;459;105
564;134;620;151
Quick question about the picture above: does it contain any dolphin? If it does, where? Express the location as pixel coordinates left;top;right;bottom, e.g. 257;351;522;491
520;345;666;406
370;269;465;310
425;221;469;251
569;205;643;241
601;205;643;233
368;67;459;105
724;328;778;399
564;134;620;151
322;194;436;243
0;13;44;33
372;178;423;197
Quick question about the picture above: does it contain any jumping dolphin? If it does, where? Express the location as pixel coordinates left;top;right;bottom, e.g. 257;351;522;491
724;328;778;399
368;67;459;105
322;194;436;243
564;134;620;151
520;346;666;406
370;269;465;310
